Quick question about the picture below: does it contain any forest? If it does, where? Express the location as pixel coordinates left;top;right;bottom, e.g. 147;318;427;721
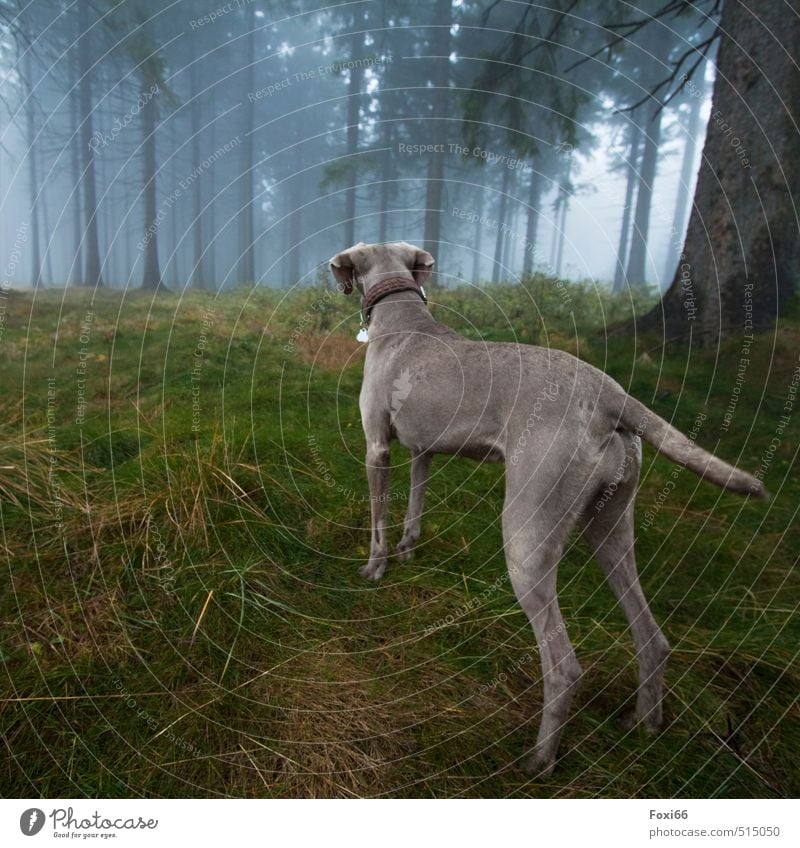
0;0;795;342
1;0;799;804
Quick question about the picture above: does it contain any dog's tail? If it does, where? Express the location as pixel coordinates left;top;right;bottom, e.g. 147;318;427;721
613;390;770;499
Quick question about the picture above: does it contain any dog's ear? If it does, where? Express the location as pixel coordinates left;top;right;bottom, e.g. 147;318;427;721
412;248;435;286
329;249;355;294
329;243;365;294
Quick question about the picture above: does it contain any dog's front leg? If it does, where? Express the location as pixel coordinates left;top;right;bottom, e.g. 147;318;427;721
396;450;432;561
361;440;391;581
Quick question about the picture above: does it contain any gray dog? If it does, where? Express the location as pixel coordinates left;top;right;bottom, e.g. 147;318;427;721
329;240;768;775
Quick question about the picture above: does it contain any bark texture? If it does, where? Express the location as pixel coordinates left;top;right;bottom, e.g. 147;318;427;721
639;0;800;342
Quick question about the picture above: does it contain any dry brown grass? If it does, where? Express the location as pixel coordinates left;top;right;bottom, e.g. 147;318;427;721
226;646;482;797
294;333;365;371
8;584;128;667
0;403;84;516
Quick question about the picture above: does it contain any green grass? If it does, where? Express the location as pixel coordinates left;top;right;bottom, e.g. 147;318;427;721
0;278;798;798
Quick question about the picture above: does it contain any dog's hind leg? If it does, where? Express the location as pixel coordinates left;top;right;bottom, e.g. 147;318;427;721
582;443;670;732
502;495;583;776
396;450;432;561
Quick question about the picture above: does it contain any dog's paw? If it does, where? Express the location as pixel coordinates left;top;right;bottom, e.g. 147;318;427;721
619;704;664;735
359;559;387;581
395;540;416;562
521;751;556;778
638;705;665;736
618;707;638;732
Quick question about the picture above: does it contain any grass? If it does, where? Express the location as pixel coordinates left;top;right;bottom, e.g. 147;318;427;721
0;277;798;798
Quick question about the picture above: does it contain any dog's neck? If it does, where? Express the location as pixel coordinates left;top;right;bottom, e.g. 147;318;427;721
362;274;426;321
361;288;436;338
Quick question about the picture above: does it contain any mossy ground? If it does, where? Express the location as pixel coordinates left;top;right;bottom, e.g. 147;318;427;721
1;279;797;797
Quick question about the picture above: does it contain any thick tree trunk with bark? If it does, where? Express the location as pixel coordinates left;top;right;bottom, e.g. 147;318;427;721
423;0;452;271
639;0;800;342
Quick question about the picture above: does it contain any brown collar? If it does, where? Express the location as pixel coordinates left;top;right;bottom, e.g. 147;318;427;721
361;276;428;323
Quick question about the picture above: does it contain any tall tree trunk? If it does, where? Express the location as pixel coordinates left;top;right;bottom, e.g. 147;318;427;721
662;85;704;284
238;5;256;282
555;188;568;278
613;117;642;292
206;86;217;290
23;50;42;288
69;73;83;286
522;166;541;276
98;101;112;285
39;148;54;286
287;173;302;285
77;0;103;287
625;102;662;286
639;0;800;342
492;167;512;283
206;199;216;290
344;25;365;247
140;86;163;290
502;203;517;272
170;123;180;288
190;59;205;289
625;24;673;289
377;120;395;244
472;187;484;281
422;0;452;271
124;218;132;287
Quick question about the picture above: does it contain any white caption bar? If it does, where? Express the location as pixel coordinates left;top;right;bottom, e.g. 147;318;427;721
2;798;796;847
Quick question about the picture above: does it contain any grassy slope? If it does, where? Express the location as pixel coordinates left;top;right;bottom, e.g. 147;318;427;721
0;280;797;798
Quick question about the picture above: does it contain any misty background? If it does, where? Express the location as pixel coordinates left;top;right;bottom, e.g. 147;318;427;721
1;0;718;292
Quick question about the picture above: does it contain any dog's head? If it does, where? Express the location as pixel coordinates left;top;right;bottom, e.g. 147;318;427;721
329;241;435;295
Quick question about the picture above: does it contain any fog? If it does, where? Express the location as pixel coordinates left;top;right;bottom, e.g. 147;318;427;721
0;0;717;292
